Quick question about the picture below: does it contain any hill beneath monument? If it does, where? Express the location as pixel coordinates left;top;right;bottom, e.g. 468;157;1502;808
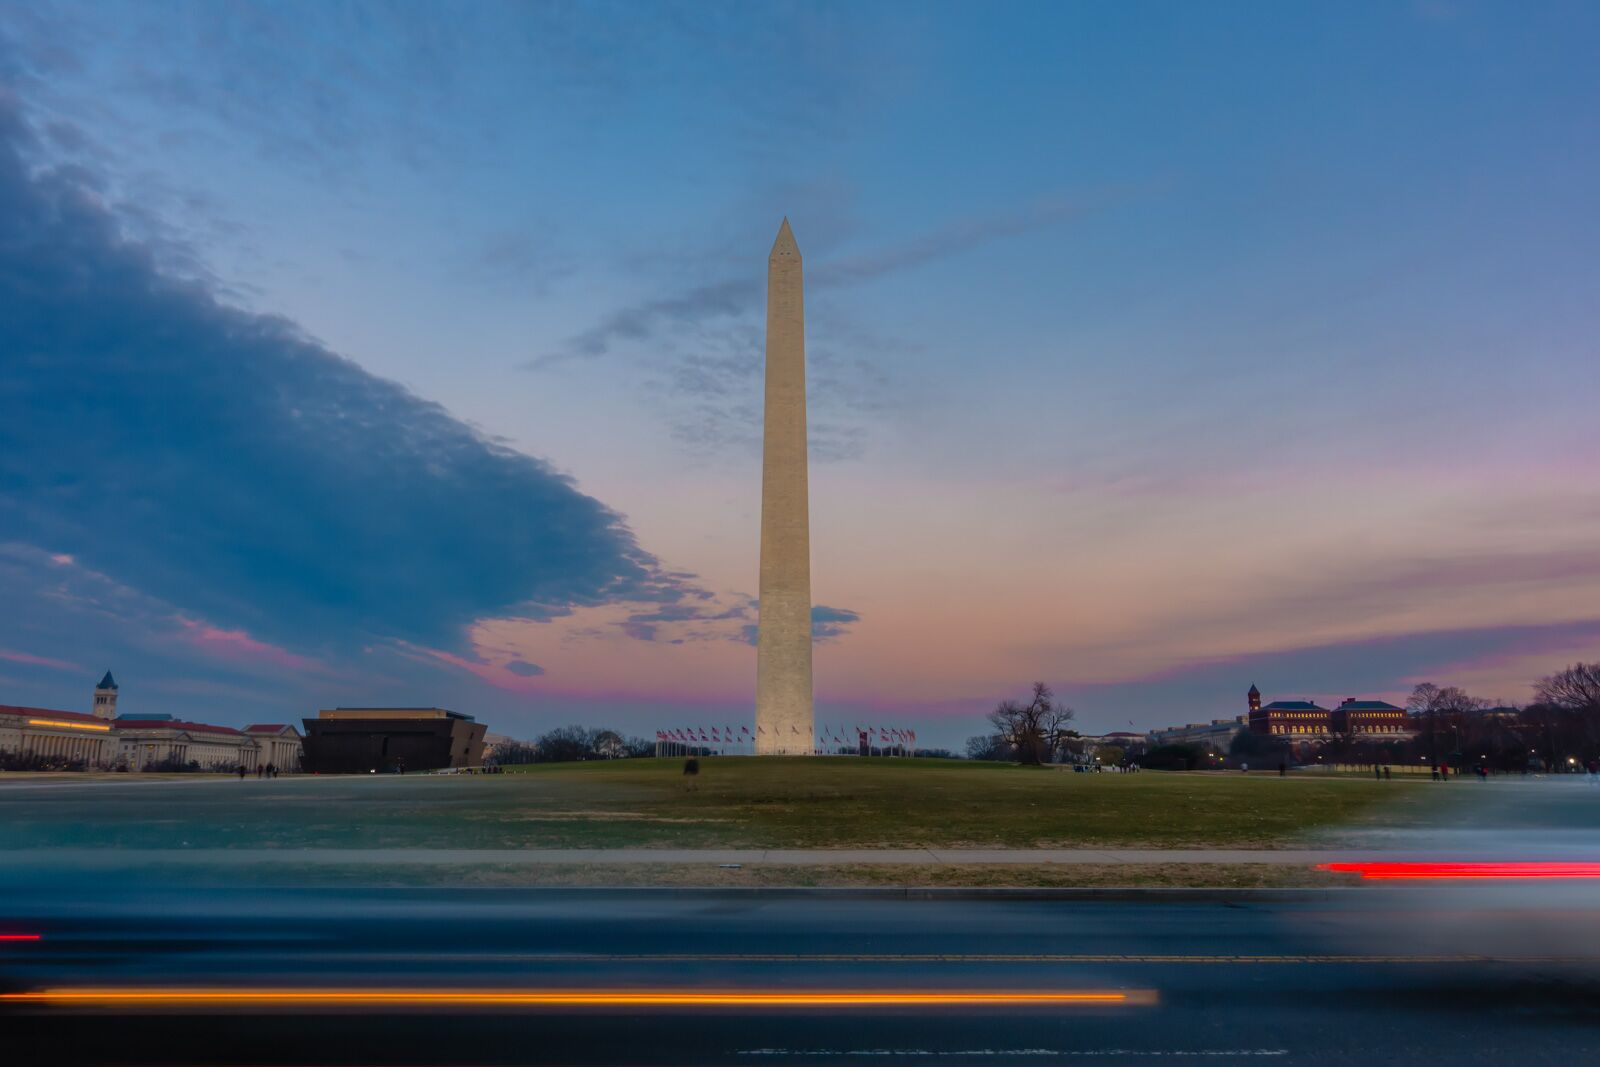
492;756;1425;849
0;757;1436;853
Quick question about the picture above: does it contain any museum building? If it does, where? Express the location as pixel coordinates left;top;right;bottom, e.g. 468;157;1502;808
300;707;487;774
1246;685;1411;739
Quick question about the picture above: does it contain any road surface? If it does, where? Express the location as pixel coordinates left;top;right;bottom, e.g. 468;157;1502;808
5;879;1600;1064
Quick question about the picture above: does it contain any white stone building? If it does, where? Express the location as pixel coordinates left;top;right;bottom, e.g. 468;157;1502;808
0;671;122;768
0;672;301;772
1147;716;1248;753
244;723;304;772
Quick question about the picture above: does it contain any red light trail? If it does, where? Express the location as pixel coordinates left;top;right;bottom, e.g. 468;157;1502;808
1320;862;1600;880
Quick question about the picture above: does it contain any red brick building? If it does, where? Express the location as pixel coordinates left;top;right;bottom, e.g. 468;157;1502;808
1245;686;1414;743
1329;698;1410;737
1247;685;1331;739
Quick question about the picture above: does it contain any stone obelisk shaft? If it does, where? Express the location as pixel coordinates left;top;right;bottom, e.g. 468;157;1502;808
755;218;813;755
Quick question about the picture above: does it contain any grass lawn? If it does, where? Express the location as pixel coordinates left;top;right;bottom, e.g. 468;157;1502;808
0;757;1437;850
489;757;1432;848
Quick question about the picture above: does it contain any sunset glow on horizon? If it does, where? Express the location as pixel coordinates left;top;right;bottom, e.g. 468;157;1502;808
2;3;1597;745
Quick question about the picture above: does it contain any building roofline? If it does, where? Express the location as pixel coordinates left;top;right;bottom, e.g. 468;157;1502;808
0;705;103;723
114;718;244;736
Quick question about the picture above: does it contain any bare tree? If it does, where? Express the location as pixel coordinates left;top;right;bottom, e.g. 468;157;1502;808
1535;663;1600;712
987;682;1075;765
1407;683;1483;716
965;734;1010;761
1407;682;1485;763
1437;686;1485;714
1534;664;1600;762
1406;683;1442;717
490;738;539;765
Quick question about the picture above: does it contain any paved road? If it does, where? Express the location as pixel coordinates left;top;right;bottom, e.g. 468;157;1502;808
5;882;1600;1065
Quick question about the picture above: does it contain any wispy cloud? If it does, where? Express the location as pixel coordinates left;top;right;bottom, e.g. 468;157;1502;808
174;618;320;674
530;279;760;369
738;604;863;647
527;198;1099;464
533;197;1098;368
455;225;575;293
810;605;862;642
817;197;1092;286
0;648;78;672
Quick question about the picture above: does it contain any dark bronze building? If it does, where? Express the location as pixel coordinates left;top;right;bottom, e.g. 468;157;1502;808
300;708;487;774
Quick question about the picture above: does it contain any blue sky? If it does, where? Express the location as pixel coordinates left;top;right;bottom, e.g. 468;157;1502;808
1;2;1597;746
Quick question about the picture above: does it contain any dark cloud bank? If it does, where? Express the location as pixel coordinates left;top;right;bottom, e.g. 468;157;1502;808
0;99;671;657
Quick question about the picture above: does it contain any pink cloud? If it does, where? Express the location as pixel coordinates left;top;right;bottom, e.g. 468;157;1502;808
0;648;79;671
175;618;318;673
393;641;546;694
1403;622;1600;703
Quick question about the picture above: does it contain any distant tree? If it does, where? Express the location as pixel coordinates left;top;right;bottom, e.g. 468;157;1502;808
1521;701;1594;769
141;755;203;773
913;748;956;759
1406;682;1442;718
534;725;599;763
1535;663;1600;712
528;726;661;762
1438;686;1485;715
1054;729;1085;764
491;739;539;765
965;734;1010;761
1095;745;1125;767
1532;664;1600;765
1407;682;1487;762
1408;682;1484;717
1229;728;1287;762
1142;743;1205;771
0;750;88;772
987;682;1075;765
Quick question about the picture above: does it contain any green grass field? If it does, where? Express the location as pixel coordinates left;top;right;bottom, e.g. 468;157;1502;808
0;757;1434;851
490;757;1430;848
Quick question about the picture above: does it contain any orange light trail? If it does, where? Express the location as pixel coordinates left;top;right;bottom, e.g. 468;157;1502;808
26;719;110;731
1320;862;1600;880
0;987;1152;1008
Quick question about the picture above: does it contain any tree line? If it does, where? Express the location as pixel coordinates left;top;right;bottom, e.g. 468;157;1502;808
1246;664;1600;770
964;663;1600;771
1243;666;1600;772
491;725;656;765
1387;664;1600;770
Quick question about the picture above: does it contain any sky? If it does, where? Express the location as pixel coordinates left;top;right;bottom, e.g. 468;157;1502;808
1;1;1597;747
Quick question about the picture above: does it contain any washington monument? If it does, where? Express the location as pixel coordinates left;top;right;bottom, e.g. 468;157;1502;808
755;218;814;755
